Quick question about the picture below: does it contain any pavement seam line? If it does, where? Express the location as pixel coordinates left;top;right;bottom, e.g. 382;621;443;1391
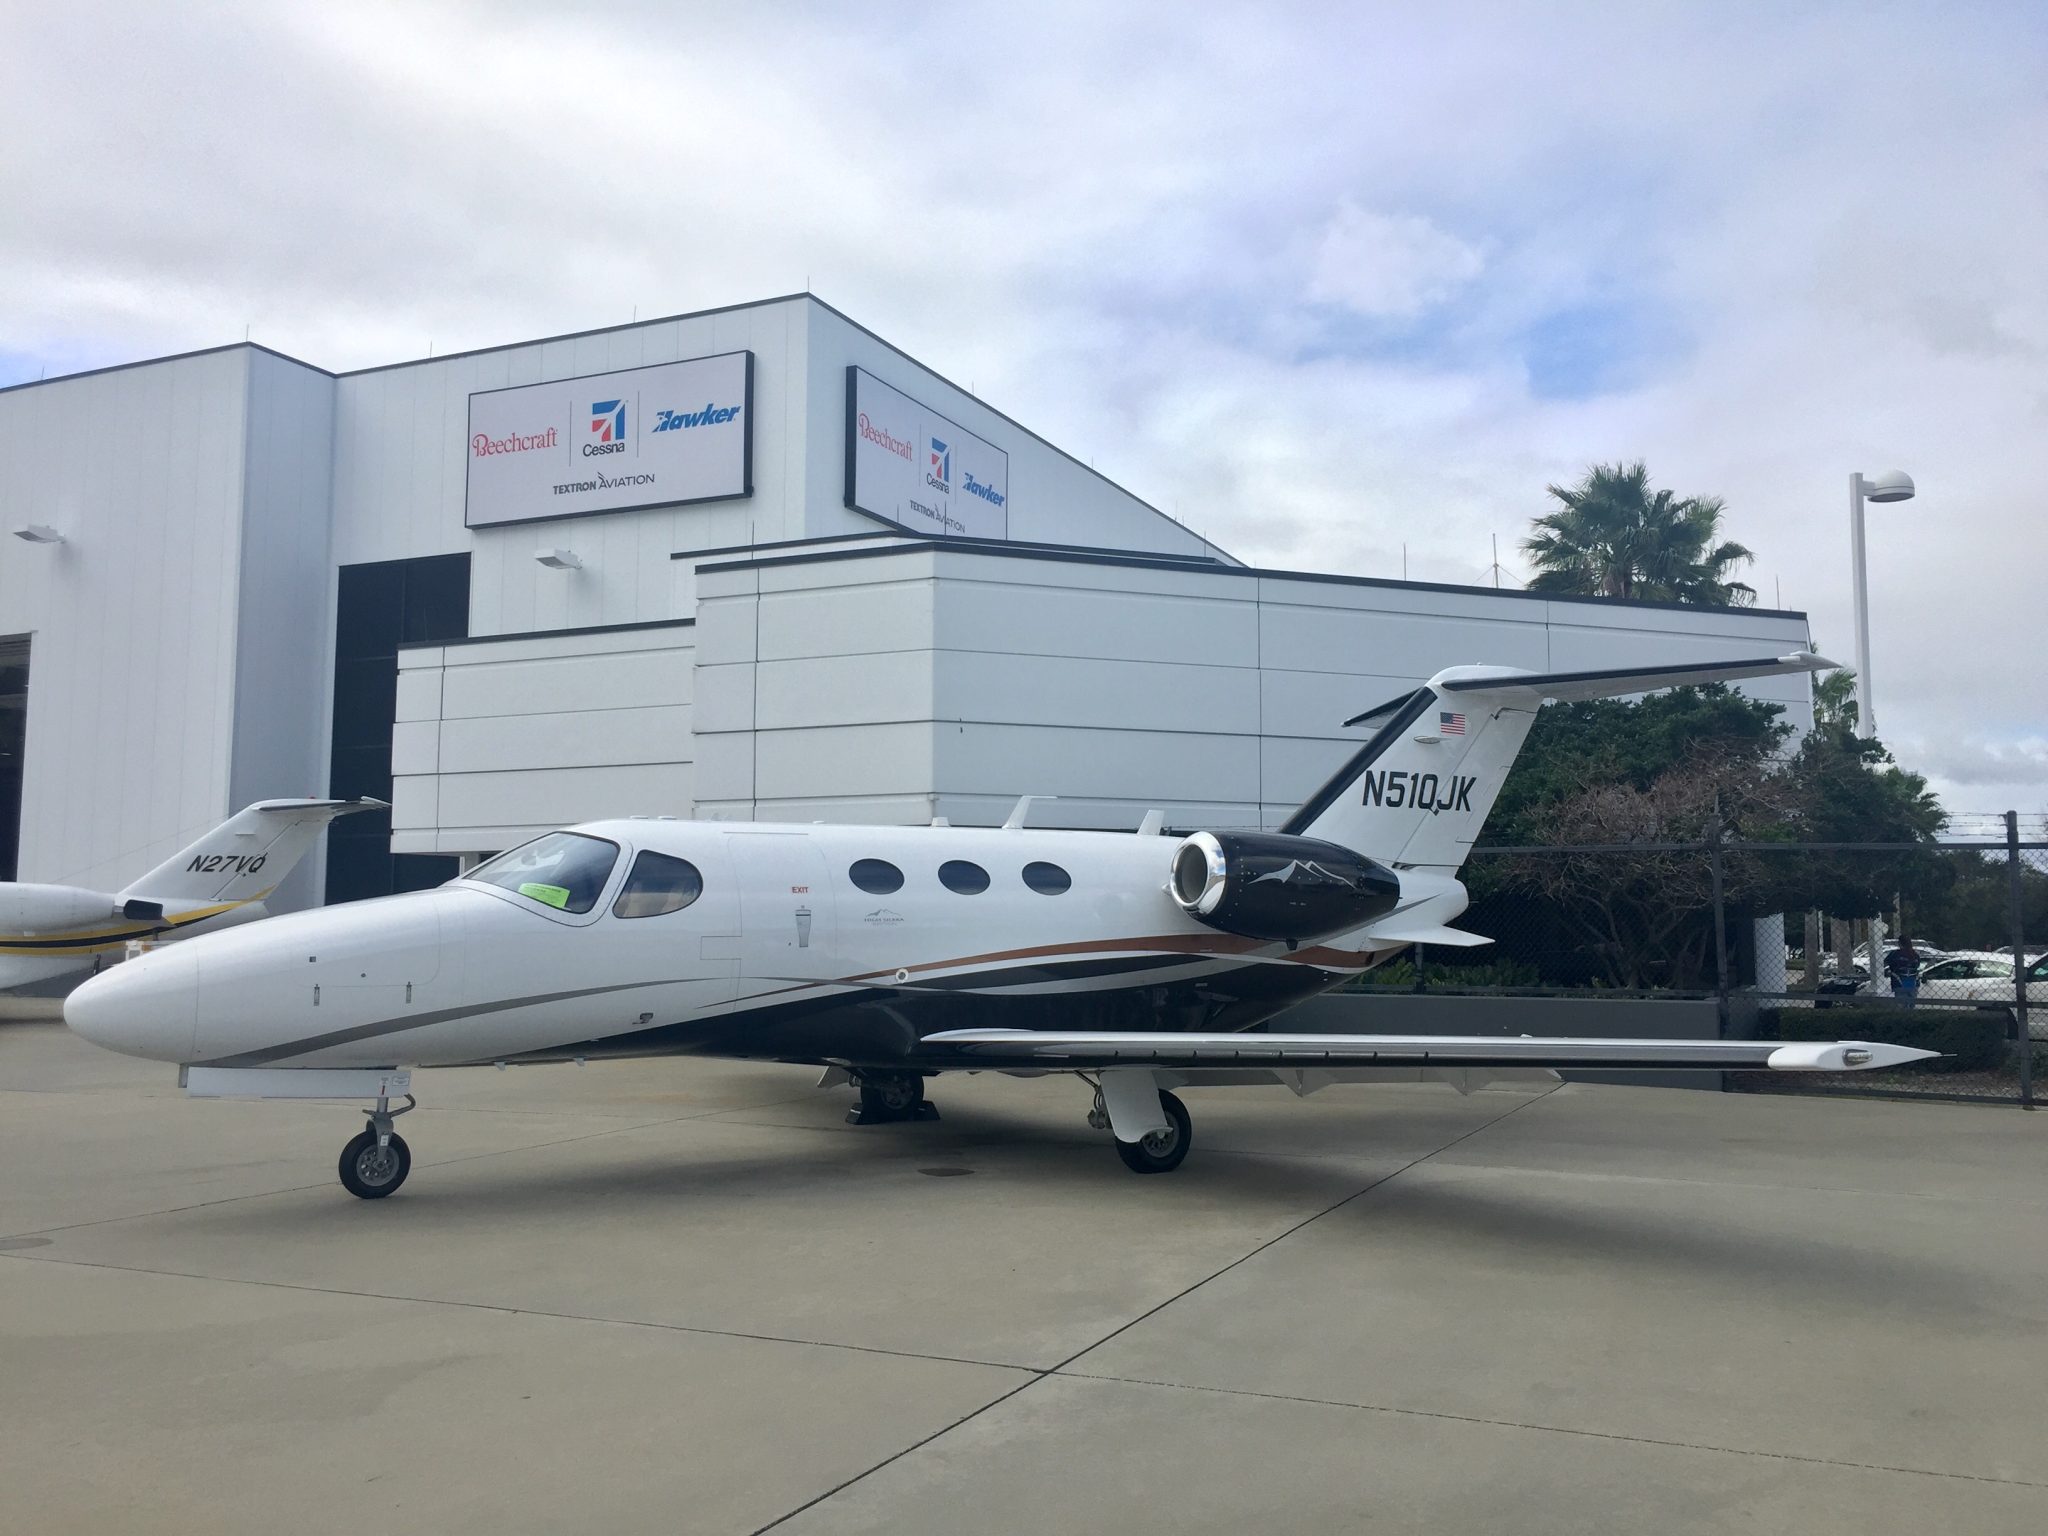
1419;1159;2048;1211
1054;1369;2048;1491
743;1085;1563;1534
0;1248;1037;1374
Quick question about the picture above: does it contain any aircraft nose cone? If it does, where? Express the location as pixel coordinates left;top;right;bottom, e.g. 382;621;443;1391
65;946;200;1062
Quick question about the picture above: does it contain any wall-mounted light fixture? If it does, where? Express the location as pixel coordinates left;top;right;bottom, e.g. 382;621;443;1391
12;525;63;544
535;548;582;570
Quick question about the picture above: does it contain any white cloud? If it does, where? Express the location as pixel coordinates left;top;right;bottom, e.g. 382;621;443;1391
1305;204;1484;320
1;0;2043;815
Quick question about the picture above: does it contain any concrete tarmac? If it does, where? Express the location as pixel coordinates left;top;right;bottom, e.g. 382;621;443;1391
4;1019;2045;1534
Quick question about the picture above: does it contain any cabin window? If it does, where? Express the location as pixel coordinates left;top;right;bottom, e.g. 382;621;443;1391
612;851;704;919
939;860;990;895
468;832;619;914
849;858;904;895
1022;861;1071;895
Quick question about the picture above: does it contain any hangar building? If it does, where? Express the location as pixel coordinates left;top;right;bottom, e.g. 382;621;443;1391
0;294;1814;911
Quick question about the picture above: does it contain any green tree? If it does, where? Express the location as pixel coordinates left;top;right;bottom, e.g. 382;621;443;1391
1522;461;1757;606
1811;667;1859;732
1464;685;1949;987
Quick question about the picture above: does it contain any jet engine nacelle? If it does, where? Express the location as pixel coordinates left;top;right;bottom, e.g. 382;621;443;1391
1168;831;1401;943
0;883;136;935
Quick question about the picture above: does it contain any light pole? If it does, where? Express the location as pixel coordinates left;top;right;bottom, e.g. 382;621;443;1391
1848;469;1914;738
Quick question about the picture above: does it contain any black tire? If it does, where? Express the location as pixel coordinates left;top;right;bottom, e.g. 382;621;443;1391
338;1129;411;1199
1114;1090;1191;1175
860;1073;925;1117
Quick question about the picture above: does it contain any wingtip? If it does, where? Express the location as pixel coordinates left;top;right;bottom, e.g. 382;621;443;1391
1766;1040;1938;1072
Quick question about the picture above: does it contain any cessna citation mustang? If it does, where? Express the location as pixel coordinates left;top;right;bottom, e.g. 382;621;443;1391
66;655;1932;1199
1;798;383;1002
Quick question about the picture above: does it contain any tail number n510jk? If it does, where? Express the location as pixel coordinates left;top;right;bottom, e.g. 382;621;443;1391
1361;771;1475;814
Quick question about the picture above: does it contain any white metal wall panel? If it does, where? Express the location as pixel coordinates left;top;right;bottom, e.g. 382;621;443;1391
438;646;689;719
930;573;1258;667
416;763;692;831
436;706;690;773
754;652;934;731
230;351;340;910
748;723;935;802
389;625;696;852
933;651;1262;735
751;579;938;663
0;350;255;891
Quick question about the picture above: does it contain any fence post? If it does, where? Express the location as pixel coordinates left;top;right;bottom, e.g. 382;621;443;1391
2008;811;2034;1109
1709;821;1729;1037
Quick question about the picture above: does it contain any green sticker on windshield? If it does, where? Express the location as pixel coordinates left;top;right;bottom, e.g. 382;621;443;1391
518;882;572;910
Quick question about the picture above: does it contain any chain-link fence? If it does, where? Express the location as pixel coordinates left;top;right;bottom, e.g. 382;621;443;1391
1350;812;2046;1106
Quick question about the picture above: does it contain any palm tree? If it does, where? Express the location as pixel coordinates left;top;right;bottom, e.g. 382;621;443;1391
1521;462;1757;606
1811;666;1860;733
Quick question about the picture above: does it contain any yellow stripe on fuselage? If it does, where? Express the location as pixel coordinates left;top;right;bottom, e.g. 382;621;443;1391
0;900;251;957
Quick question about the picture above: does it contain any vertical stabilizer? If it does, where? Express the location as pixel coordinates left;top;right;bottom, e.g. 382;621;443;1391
1281;653;1834;871
119;799;387;905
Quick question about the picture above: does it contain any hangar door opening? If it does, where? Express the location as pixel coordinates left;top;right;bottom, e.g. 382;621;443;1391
326;554;470;904
0;635;25;882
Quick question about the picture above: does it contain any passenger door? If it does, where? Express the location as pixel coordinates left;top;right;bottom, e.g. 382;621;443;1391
725;832;838;989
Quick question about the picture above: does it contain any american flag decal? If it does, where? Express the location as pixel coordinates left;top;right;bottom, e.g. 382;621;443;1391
1440;711;1466;735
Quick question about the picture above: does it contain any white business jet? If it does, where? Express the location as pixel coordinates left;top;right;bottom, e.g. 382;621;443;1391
66;656;1930;1198
2;798;385;1002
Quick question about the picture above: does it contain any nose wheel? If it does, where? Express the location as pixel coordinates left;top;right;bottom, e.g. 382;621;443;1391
338;1093;415;1199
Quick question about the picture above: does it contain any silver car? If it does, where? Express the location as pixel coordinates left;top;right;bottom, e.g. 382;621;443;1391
1915;951;2048;1037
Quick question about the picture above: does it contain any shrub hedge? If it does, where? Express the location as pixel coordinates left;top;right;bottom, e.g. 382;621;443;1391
1758;1005;2007;1073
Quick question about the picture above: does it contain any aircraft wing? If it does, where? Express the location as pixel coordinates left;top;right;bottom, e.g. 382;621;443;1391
921;1029;1933;1073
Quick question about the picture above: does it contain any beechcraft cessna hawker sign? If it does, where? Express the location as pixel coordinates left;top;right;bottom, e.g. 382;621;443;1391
844;366;1009;540
466;351;754;528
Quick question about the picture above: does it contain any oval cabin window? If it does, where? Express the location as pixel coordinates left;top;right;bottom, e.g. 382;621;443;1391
1022;861;1072;895
938;860;990;895
849;858;904;895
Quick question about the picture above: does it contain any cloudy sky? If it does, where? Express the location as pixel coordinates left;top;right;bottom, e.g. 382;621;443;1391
4;0;2043;817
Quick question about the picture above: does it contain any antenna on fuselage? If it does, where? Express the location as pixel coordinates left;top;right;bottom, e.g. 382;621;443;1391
1002;796;1056;830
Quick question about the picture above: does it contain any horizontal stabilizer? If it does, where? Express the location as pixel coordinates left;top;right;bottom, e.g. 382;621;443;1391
923;1029;1935;1074
1437;651;1837;704
1359;923;1491;948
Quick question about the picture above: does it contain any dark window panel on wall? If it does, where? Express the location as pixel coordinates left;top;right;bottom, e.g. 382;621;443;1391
0;635;28;883
325;553;470;904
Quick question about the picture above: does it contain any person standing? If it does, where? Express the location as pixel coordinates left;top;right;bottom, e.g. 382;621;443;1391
1885;937;1922;1005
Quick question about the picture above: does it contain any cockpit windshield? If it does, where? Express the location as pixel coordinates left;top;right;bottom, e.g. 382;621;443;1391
466;832;620;913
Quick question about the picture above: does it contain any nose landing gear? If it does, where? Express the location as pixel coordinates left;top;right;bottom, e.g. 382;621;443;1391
338;1093;415;1199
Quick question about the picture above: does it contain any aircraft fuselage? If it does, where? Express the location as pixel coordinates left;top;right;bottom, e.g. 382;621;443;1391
67;818;1403;1073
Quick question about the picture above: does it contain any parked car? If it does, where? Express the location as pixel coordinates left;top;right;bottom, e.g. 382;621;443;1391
1912;951;2048;1039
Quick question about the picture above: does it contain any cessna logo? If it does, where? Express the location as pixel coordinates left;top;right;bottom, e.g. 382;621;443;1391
1362;770;1476;814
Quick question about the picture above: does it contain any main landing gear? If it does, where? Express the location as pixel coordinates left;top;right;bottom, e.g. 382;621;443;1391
338;1093;415;1199
846;1070;941;1125
1088;1076;1193;1174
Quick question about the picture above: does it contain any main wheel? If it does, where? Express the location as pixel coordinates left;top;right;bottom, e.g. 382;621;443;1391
1115;1090;1191;1174
339;1129;411;1199
860;1072;925;1118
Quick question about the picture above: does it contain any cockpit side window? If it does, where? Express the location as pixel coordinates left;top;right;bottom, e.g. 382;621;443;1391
468;832;621;914
612;851;704;919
